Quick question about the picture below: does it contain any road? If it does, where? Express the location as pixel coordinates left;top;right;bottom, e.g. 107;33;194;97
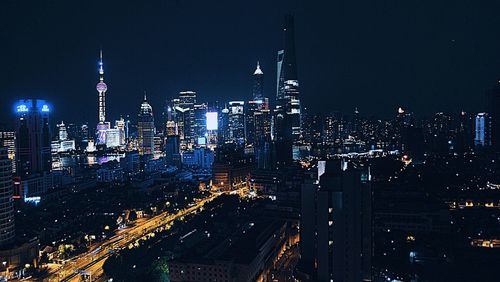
267;244;300;282
43;191;223;282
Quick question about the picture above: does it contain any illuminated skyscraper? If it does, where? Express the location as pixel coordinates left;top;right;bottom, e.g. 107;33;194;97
165;105;178;137
253;61;264;100
218;106;230;144
138;94;155;155
275;15;302;146
245;100;260;147
171;91;197;147
0;147;15;247
277;15;299;101
193;103;208;145
96;49;110;145
206;111;218;147
475;112;491;147
115;117;126;146
14;99;52;176
57;121;68;141
246;62;269;147
228;101;245;146
0;130;16;173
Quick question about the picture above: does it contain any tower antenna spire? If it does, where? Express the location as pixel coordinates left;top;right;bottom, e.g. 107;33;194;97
98;48;104;79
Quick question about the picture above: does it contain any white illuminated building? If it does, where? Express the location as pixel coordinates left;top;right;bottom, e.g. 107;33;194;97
106;128;121;148
115;117;126;146
59;140;75;152
57;121;68;141
206;111;218;147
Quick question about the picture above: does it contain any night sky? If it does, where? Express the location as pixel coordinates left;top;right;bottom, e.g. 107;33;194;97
2;0;500;125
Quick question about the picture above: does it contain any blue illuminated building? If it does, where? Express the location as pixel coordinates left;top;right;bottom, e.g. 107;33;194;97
14;99;52;176
475;112;491;147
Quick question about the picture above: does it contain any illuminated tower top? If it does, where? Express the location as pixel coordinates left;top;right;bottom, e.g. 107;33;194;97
96;49;108;93
277;15;299;100
254;61;263;75
140;92;153;116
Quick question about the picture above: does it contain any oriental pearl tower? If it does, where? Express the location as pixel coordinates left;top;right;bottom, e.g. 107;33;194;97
96;49;110;145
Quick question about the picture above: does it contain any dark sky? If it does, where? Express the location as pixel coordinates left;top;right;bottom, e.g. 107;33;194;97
2;0;500;125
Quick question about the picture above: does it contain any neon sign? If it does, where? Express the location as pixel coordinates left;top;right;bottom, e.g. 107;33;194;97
16;104;29;112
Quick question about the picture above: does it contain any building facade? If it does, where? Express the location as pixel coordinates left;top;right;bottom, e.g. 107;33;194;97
14;99;51;177
0;147;15;247
138;95;155;156
301;160;372;282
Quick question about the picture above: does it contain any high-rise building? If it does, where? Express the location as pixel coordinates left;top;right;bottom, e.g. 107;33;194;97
57;121;68;141
301;160;372;282
0;147;15;247
218;106;230;144
165;104;178;137
96;49;110;145
254;109;272;169
193;103;208;144
272;101;293;167
228;101;245;146
253;61;264;101
275;15;302;151
255;109;272;145
0;130;16;173
115;117;126;146
245;100;259;147
245;62;267;147
14;99;52;176
171;91;197;147
475;112;491;147
277;15;298;100
165;135;181;167
206;111;218;147
154;133;164;155
138;95;155;156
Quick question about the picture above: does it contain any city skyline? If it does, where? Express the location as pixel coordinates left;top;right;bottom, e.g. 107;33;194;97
1;2;500;281
3;1;500;123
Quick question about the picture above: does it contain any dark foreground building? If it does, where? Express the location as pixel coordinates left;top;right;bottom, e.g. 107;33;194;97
300;160;372;282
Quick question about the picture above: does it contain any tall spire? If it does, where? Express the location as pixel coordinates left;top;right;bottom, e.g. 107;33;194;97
143;91;147;101
99;48;104;80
